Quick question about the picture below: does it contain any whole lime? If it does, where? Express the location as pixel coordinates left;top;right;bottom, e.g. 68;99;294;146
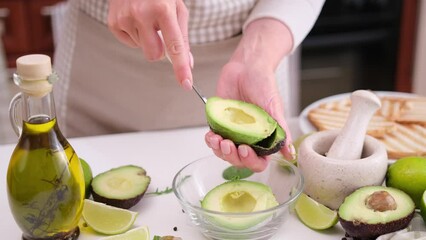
420;190;426;223
80;158;93;198
386;156;426;208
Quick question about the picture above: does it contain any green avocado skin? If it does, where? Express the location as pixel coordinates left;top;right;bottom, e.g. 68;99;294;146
206;97;285;156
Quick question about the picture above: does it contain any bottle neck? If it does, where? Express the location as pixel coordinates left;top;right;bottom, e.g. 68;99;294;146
21;91;56;123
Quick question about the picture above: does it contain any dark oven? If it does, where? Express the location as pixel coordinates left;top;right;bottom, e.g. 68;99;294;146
300;0;403;109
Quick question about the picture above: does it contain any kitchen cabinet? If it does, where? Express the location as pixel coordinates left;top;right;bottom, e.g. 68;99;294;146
0;0;64;68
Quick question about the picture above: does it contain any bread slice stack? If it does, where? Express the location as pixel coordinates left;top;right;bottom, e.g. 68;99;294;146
307;95;426;159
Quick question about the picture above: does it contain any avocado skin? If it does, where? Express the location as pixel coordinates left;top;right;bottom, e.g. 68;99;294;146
91;190;147;209
209;124;286;157
253;139;284;156
252;125;286;156
339;211;414;240
252;137;285;156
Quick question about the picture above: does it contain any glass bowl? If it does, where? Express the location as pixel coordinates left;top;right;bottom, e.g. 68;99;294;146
172;155;304;240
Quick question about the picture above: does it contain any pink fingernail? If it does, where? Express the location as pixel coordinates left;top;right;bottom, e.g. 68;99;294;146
287;144;297;160
239;146;249;158
221;142;231;155
209;136;219;150
182;79;192;91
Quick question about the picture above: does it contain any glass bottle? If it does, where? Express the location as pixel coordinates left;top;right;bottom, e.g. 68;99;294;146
7;54;85;240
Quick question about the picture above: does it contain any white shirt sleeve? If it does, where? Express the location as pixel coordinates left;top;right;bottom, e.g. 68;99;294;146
243;0;326;52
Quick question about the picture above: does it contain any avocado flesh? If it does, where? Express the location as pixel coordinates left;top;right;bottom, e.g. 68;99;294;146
91;165;151;209
201;180;279;230
338;186;415;239
206;97;277;145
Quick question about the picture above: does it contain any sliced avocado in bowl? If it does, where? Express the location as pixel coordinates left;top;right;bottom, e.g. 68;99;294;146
201;180;279;230
91;165;151;209
206;97;286;156
338;186;415;239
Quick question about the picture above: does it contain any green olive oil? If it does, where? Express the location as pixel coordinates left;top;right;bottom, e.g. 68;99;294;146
7;116;85;240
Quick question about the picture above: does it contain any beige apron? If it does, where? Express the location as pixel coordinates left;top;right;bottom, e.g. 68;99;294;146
64;11;241;137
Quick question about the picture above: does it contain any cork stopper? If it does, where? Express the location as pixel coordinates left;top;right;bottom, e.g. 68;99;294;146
15;54;54;97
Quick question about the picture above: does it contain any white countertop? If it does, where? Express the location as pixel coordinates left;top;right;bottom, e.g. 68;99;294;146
0;118;346;239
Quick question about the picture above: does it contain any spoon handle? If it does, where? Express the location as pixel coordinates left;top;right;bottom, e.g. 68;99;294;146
326;90;381;160
192;84;207;104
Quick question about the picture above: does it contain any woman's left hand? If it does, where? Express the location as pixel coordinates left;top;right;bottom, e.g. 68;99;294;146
204;18;295;172
205;61;293;172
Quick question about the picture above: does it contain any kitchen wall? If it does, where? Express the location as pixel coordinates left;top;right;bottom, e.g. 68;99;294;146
413;0;426;96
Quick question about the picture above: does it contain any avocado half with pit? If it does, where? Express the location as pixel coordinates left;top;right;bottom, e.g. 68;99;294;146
338;186;415;239
206;97;286;156
201;180;279;230
91;165;151;209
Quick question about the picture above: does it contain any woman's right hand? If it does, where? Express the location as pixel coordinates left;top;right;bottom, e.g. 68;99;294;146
108;0;193;90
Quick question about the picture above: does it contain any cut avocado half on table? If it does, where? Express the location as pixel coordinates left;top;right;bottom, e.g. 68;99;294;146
201;180;279;230
338;186;415;239
206;97;286;156
91;165;151;209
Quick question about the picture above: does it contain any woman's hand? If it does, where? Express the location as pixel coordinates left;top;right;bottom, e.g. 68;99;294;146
108;0;193;90
205;18;296;172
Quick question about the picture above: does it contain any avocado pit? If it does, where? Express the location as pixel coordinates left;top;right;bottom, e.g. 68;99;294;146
365;190;397;212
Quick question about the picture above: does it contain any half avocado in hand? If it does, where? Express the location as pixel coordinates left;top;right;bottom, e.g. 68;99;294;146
205;97;286;156
338;186;415;240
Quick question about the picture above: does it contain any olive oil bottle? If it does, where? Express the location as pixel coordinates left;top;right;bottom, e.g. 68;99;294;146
7;55;85;240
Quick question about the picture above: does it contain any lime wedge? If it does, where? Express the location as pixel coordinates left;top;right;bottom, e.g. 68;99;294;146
295;193;338;230
101;226;150;240
82;199;138;235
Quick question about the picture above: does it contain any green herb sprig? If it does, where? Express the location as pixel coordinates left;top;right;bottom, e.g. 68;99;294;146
147;186;173;196
222;166;253;180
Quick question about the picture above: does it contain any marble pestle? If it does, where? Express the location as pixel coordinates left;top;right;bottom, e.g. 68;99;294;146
326;90;381;160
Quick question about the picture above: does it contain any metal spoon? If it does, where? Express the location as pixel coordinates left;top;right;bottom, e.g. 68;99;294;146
191;84;207;104
158;31;207;104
